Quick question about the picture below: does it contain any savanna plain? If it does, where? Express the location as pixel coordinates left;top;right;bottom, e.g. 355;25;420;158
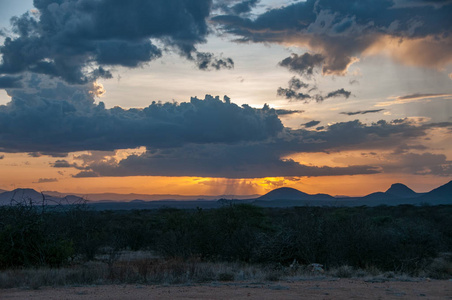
1;203;451;299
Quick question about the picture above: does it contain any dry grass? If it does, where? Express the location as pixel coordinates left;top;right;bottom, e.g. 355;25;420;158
1;251;450;289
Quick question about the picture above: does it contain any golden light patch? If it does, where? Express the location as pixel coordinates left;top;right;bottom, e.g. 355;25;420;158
89;81;106;97
363;35;452;69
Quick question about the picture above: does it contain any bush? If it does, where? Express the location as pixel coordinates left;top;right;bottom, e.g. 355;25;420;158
0;204;74;268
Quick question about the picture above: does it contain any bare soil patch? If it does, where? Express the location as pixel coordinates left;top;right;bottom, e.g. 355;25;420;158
2;279;451;300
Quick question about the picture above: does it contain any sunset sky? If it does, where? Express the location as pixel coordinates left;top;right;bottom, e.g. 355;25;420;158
0;0;451;197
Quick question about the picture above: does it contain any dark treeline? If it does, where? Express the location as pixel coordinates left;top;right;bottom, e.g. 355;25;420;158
1;203;451;274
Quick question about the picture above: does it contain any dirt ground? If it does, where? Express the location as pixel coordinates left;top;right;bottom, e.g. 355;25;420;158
2;279;451;300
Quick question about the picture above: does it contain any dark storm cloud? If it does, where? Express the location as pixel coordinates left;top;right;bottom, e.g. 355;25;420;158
231;0;259;14
325;88;352;99
0;76;283;153
302;120;321;128
277;87;311;101
72;118;452;178
0;0;233;84
28;151;68;158
0;75;22;88
76;143;380;179
213;0;452;74
341;109;385;116
28;152;42;158
279;53;325;77
213;0;259;15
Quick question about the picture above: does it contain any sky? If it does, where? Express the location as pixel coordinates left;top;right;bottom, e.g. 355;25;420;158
0;0;451;197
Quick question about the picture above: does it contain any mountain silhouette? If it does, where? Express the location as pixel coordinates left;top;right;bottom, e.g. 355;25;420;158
0;188;45;205
257;187;334;201
385;183;418;198
362;191;398;201
0;188;84;206
1;181;451;208
421;180;452;202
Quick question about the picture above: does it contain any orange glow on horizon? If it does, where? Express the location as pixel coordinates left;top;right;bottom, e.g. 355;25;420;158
0;147;450;198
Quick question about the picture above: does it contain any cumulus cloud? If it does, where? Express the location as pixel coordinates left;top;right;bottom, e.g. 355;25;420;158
213;0;452;75
0;75;283;153
279;53;325;77
0;76;450;179
0;0;233;85
341;109;385;116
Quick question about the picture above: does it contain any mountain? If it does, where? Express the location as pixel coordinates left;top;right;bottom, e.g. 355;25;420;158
0;188;46;205
418;180;452;204
1;181;451;209
0;188;84;206
43;191;259;201
385;183;418;198
361;183;422;203
362;191;399;201
256;187;335;201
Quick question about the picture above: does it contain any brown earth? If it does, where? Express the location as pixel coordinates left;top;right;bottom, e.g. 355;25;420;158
1;279;451;300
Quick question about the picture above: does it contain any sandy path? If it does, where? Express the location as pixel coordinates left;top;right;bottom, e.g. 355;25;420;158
1;279;451;299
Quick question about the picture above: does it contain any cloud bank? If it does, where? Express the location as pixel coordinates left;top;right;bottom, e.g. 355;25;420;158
1;75;449;178
0;0;233;85
213;0;452;75
0;75;282;154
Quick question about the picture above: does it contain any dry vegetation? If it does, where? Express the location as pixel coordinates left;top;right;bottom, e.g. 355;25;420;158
2;254;446;290
1;202;451;290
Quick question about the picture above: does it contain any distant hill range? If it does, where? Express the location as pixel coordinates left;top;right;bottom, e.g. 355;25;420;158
0;188;85;206
252;181;451;207
42;191;259;202
0;180;450;209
